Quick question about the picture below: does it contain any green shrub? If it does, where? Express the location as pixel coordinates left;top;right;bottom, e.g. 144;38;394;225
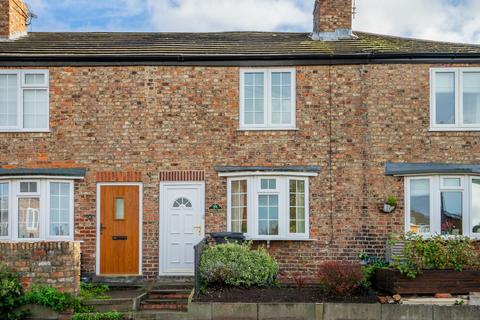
200;241;278;288
80;283;110;300
72;311;123;320
358;252;388;285
0;264;25;320
392;233;480;278
23;285;91;313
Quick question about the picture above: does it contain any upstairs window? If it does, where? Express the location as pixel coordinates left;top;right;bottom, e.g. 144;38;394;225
240;68;296;130
430;68;480;130
0;70;49;132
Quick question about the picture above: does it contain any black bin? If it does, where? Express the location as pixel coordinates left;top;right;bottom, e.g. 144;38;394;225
210;232;245;244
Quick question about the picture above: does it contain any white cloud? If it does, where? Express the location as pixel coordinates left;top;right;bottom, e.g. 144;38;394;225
354;0;480;44
145;0;312;32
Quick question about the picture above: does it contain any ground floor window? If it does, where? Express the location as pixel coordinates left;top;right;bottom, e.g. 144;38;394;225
0;179;74;241
406;176;480;237
227;176;309;240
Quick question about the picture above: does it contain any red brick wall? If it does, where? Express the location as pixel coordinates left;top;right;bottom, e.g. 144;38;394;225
0;64;479;278
0;0;28;38
313;0;352;33
0;241;81;294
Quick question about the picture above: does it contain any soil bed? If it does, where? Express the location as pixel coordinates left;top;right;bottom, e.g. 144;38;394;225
196;286;377;303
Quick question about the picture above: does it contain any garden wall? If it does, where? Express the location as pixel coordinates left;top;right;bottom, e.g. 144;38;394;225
0;241;81;294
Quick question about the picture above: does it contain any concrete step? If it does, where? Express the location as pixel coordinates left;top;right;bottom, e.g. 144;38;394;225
148;289;191;300
140;299;188;312
133;310;190;320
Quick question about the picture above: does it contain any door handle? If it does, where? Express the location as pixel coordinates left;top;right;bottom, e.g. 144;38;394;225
100;223;107;235
193;225;202;236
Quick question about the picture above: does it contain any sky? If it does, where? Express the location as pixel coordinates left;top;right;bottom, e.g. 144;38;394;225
24;0;480;44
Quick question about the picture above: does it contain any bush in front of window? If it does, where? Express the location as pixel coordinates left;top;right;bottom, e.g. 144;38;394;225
0;264;25;320
317;261;365;297
391;233;480;278
200;241;278;288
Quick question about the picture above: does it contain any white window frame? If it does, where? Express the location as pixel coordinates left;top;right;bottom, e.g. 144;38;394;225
0;69;50;132
0;181;11;240
239;68;296;131
405;175;477;238
226;174;311;240
0;179;74;241
430;67;480;131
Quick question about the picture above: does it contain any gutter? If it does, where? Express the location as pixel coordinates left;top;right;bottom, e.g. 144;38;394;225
0;52;479;67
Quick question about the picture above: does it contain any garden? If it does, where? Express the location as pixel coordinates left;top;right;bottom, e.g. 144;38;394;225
0;266;125;320
195;233;480;304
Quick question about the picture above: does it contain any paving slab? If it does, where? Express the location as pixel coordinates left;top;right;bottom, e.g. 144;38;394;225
323;303;380;320
211;303;257;320
381;304;433;320
258;303;316;320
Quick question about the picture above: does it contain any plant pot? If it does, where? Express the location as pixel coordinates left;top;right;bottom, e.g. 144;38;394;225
383;204;396;213
373;268;480;294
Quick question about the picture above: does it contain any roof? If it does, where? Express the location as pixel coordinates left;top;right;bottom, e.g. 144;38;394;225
385;163;480;176
0;168;87;178
1;31;480;66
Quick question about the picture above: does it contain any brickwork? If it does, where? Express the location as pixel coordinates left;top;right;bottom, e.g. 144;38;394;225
159;170;205;181
0;0;28;39
313;0;352;33
0;64;479;279
0;241;81;294
96;171;142;182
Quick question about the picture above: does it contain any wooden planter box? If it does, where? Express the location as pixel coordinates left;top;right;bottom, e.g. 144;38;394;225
373;268;480;295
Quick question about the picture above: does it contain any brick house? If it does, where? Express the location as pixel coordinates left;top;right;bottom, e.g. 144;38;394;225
0;0;480;288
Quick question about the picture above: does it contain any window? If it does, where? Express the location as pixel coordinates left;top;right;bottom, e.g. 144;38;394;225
227;176;309;240
173;197;192;208
0;70;49;132
406;176;480;237
231;180;247;233
0;183;8;238
240;68;296;130
0;179;73;241
430;68;480;130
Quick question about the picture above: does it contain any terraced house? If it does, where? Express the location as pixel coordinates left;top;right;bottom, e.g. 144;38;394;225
1;0;480;291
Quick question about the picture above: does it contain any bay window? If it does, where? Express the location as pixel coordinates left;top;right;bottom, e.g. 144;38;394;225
0;179;73;240
430;68;480;130
406;176;480;237
227;175;309;240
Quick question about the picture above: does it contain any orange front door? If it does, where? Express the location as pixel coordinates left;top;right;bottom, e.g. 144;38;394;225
100;185;140;275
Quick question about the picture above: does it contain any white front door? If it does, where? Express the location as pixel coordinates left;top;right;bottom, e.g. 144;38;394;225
160;182;205;275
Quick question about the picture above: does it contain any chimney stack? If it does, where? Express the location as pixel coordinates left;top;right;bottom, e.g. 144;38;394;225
0;0;30;40
312;0;353;41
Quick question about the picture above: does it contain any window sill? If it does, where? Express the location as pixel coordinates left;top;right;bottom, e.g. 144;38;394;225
237;127;299;132
0;239;76;242
429;127;480;132
246;237;314;241
0;129;51;133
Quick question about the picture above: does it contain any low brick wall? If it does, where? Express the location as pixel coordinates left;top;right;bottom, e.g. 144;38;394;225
0;241;81;294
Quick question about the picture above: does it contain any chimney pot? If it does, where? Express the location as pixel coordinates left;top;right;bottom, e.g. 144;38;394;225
313;0;353;40
0;0;29;40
